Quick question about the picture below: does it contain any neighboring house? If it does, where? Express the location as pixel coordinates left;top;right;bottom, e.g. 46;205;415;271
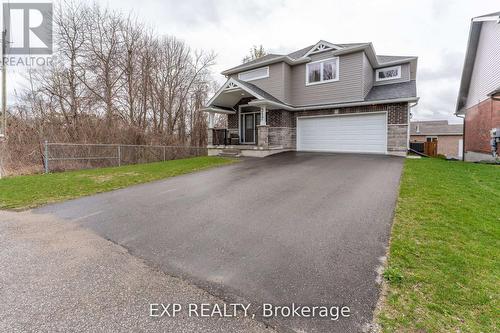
202;40;418;157
410;120;463;159
455;11;500;161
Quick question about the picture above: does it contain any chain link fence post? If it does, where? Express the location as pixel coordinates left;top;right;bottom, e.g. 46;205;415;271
163;146;166;161
117;145;121;167
44;140;49;173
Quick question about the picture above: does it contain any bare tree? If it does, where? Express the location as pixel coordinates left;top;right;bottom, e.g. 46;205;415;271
7;0;217;175
242;45;267;63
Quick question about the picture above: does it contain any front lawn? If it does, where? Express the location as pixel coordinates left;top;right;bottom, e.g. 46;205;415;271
0;156;236;210
378;158;499;332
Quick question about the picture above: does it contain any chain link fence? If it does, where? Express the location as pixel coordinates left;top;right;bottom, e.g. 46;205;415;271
43;142;208;173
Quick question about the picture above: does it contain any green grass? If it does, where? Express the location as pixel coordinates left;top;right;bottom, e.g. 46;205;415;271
378;158;499;332
0;156;236;210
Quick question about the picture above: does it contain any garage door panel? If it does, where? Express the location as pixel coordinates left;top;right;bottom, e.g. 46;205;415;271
297;113;387;153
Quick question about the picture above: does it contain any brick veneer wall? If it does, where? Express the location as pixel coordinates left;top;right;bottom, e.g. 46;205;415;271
226;99;409;153
292;103;408;125
280;103;408;153
464;97;500;155
269;127;296;148
227;97;256;136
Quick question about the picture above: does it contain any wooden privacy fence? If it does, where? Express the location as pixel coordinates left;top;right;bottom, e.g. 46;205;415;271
410;141;438;157
43;142;208;173
424;141;438;157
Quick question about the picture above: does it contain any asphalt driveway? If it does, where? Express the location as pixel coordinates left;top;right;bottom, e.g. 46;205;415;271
34;152;404;332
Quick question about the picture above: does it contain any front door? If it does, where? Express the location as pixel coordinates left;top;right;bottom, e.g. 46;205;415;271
240;112;260;144
241;113;260;144
244;113;255;143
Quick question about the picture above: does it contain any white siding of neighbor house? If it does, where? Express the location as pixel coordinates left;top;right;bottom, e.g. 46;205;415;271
362;53;373;97
373;62;410;86
290;51;365;106
466;21;500;109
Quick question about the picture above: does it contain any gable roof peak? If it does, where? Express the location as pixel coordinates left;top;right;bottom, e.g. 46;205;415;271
302;40;342;58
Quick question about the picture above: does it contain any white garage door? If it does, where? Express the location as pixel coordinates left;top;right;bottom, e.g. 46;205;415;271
297;113;387;154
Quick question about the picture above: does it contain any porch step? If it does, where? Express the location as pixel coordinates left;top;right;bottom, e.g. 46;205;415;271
218;149;241;157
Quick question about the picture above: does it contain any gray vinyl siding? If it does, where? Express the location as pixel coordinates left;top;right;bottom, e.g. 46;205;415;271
290;51;364;106
466;21;500;109
373;63;410;86
282;63;292;104
409;59;417;80
362;53;373;97
232;63;286;102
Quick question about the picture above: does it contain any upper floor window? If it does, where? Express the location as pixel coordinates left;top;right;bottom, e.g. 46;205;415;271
306;57;339;86
238;66;269;82
376;66;401;81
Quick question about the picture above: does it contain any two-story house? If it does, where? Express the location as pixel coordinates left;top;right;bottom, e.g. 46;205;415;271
455;12;500;161
202;40;418;157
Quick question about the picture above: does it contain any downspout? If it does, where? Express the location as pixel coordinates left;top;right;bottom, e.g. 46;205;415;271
407;101;419;152
456;112;466;161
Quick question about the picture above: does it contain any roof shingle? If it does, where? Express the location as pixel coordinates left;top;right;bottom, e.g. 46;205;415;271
365;80;417;101
410;121;463;135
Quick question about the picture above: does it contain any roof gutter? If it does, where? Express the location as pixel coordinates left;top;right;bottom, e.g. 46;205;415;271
222;43;417;76
248;97;420;111
221;56;310;76
200;106;236;114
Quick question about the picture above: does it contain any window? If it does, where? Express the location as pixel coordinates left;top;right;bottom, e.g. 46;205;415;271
306;57;339;85
376;66;401;81
238;67;269;82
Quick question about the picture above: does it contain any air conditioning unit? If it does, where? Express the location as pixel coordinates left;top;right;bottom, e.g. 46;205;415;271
491;128;500;157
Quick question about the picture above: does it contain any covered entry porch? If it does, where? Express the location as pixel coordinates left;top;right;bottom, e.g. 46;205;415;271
202;78;290;157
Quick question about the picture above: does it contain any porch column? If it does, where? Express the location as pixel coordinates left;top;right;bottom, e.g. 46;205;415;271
207;112;214;146
257;106;269;149
260;106;267;125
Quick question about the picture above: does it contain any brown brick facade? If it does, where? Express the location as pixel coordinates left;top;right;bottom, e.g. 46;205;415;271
268;110;294;127
464;97;500;155
227;97;256;129
225;100;409;153
291;103;408;126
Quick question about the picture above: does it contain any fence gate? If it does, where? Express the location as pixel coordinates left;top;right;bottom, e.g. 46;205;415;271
424;141;438;157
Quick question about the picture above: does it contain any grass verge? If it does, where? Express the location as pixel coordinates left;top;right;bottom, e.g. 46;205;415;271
377;158;499;332
0;156;236;210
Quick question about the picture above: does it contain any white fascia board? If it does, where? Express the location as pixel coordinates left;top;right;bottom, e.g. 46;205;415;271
206;78;264;107
249;97;420;111
222;43;416;75
374;57;417;69
206;78;232;106
472;16;500;22
200;107;236;114
221;56;310;76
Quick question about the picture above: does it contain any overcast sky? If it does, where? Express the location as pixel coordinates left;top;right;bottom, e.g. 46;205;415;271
8;0;500;123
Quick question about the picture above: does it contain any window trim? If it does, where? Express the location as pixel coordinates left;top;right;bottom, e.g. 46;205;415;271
305;57;340;86
238;66;269;82
375;65;402;82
